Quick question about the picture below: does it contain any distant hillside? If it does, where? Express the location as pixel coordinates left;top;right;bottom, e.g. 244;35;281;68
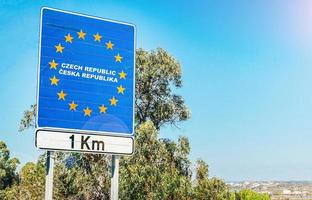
228;181;312;200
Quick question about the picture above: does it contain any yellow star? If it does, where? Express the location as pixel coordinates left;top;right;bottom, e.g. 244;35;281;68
117;85;125;94
83;107;92;117
55;43;64;53
99;104;108;114
119;70;127;79
77;30;86;40
64;33;73;43
105;40;114;49
50;76;59;86
115;54;123;62
93;33;102;42
49;60;58;69
69;101;78;111
110;96;118;106
57;90;67;100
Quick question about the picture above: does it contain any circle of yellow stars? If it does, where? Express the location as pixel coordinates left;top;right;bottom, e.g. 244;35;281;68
48;29;128;117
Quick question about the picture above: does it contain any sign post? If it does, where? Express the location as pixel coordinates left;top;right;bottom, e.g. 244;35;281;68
45;151;54;200
110;155;119;200
36;7;136;199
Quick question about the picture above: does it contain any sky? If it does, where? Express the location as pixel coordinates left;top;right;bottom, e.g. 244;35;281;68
0;0;311;181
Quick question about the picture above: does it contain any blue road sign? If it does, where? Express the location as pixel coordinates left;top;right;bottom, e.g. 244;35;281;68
37;7;135;136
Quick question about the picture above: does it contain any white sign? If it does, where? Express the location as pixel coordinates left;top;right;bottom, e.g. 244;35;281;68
36;130;134;155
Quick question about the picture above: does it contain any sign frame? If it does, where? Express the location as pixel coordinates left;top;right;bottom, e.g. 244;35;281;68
35;7;136;142
35;7;136;155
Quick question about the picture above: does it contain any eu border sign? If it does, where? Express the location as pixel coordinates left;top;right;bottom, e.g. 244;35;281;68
36;7;135;155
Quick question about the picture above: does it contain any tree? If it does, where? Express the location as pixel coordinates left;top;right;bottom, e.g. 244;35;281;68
120;121;192;200
53;153;111;200
193;159;230;200
19;104;36;132
231;189;271;200
0;141;19;198
135;48;190;129
2;157;45;200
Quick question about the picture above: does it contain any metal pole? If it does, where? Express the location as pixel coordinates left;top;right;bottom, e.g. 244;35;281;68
45;151;54;200
110;155;119;200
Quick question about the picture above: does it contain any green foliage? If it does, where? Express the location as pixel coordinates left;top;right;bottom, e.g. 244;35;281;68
2;159;45;200
0;141;19;198
19;104;36;132
120;121;192;200
193;160;230;200
53;153;111;200
231;189;271;200
3;154;111;200
135;48;190;129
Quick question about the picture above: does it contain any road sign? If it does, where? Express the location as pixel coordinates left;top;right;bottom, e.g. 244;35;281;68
36;7;135;154
36;129;133;154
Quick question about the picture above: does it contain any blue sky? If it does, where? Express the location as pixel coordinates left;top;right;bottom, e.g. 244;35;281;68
0;0;311;181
